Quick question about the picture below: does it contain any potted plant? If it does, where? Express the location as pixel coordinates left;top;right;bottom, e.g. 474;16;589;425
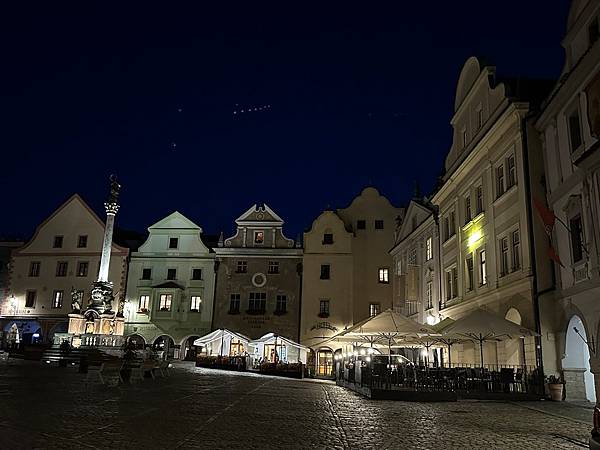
546;374;565;401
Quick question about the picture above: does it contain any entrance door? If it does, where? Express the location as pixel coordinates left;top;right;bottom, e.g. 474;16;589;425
317;350;333;376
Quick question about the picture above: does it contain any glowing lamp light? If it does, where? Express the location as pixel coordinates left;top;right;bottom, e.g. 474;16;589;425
468;229;482;249
366;356;371;363
360;349;366;356
421;349;428;357
426;314;436;326
367;348;375;354
353;351;358;357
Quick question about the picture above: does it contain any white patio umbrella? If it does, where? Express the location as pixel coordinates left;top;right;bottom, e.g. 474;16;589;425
440;309;539;368
193;329;250;356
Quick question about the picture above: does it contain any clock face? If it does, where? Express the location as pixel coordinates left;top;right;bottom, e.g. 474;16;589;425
252;272;267;288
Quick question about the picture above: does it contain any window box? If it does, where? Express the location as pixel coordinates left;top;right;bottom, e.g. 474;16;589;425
190;308;199;313
159;307;171;312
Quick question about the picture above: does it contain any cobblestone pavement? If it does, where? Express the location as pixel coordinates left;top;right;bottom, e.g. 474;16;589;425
0;360;592;449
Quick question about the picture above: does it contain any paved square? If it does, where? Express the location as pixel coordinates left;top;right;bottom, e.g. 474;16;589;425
0;361;591;449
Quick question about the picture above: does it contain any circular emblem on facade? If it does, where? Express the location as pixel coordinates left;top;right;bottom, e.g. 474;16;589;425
256;212;264;220
252;272;267;287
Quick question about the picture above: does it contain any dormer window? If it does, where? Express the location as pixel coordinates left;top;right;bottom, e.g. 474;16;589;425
254;231;264;245
169;238;179;249
323;233;334;245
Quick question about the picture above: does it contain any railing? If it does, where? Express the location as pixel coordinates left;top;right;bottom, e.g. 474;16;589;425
337;358;544;396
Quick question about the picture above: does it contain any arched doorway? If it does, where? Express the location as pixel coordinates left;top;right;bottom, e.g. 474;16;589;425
504;308;525;366
48;322;68;344
563;315;596;402
181;336;200;361
316;347;334;377
127;334;146;350
153;335;175;359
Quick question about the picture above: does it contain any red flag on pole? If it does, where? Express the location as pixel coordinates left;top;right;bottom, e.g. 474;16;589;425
548;246;565;268
533;196;556;235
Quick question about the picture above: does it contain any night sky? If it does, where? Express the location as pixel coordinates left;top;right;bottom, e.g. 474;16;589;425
0;2;569;241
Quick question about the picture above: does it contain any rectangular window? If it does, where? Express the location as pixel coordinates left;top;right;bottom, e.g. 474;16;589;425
167;268;177;280
570;215;584;263
375;220;384;230
319;299;330;316
512;230;521;270
320;264;331;280
568;108;583;153
229;294;240;314
449;211;456;236
77;262;89;277
425;237;433;261
169;237;179;249
369;303;380;317
476;185;484;214
500;237;509;276
268;261;280;274
275;295;287;313
248;292;266;313
426;281;433;310
357;220;366;230
254;231;264;244
77;235;88;248
53;235;63;248
378;268;389;284
142;268;152;280
465;195;471;224
466;255;474;291
496;165;505;198
323;233;334;245
25;290;36;308
192;268;202;280
479;249;487;285
138;295;150;312
52;290;64;309
56;262;68;277
452;267;458;299
445;270;452;301
190;296;202;312
443;217;450;241
236;261;248;273
29;261;40;277
159;294;172;311
507;154;516;188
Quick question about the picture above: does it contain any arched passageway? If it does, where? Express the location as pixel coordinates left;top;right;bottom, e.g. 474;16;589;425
563;315;595;402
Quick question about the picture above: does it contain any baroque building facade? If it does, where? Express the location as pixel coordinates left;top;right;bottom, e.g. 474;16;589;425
394;57;553;369
301;187;403;376
2;194;129;346
123;211;216;360
212;204;302;341
535;0;600;402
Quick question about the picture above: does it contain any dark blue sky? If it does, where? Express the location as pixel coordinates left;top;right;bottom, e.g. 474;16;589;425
0;2;570;240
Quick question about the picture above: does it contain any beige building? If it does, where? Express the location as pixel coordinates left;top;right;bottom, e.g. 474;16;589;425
123;211;216;360
301;187;403;376
421;57;553;368
2;194;129;345
213;204;302;342
535;0;600;402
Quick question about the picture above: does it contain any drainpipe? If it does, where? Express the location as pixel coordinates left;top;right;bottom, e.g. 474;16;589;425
210;259;219;332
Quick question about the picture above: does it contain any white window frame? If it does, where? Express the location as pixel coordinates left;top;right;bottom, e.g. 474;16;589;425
425;237;433;261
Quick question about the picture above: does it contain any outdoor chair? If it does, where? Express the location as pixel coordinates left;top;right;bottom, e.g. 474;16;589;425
500;368;515;393
158;360;171;377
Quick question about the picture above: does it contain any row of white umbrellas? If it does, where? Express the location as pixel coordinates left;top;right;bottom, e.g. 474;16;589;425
317;308;538;367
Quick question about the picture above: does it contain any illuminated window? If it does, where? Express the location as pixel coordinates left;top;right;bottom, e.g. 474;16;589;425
190;296;202;312
369;303;380;317
25;290;36;308
229;294;240;314
56;262;68;277
52;290;64;309
138;295;150;312
254;231;264;244
268;261;279;274
77;262;89;277
378;268;389;284
236;261;248;273
479;249;487;285
425;281;433;309
29;261;40;277
169;237;178;249
425;237;433;261
159;294;172;311
77;235;88;248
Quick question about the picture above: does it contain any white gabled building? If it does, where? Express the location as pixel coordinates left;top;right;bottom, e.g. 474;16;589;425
124;211;216;360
